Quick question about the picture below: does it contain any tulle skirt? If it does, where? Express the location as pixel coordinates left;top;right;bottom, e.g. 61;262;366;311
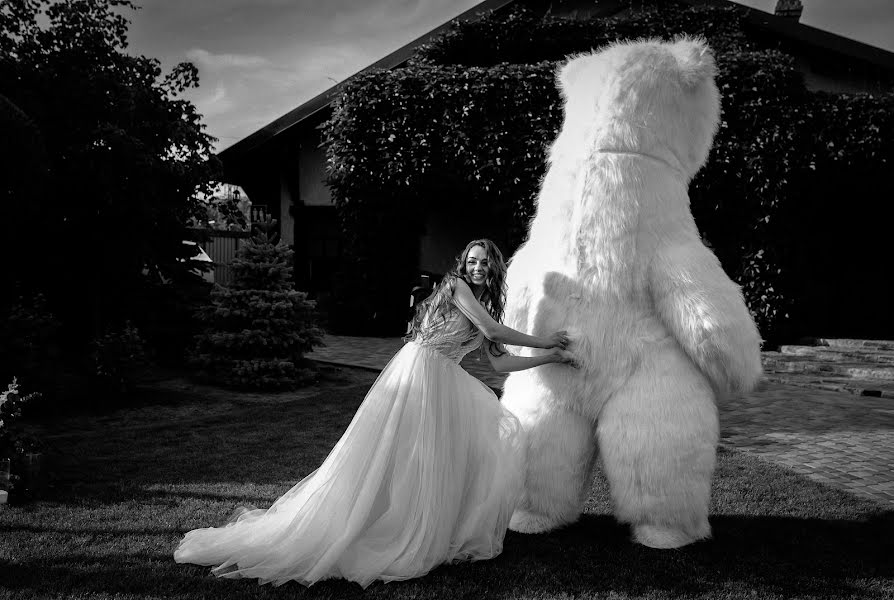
174;341;525;588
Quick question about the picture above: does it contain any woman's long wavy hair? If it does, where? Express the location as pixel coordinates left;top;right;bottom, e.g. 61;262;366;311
405;239;507;353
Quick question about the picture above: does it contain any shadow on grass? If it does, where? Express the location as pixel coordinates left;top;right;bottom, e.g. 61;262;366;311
3;512;892;600
40;486;281;508
0;551;302;599
33;384;369;505
7;368;893;599
495;511;894;598
0;522;183;536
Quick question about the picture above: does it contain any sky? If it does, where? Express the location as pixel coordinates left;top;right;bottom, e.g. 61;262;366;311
123;0;894;153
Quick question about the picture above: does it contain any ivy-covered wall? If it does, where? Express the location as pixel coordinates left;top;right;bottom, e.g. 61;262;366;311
323;2;894;342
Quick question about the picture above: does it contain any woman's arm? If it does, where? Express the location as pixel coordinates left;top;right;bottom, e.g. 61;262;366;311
451;278;566;349
485;344;577;373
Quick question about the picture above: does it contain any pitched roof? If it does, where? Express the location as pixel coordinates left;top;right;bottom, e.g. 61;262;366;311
218;0;517;161
219;0;894;162
677;0;894;72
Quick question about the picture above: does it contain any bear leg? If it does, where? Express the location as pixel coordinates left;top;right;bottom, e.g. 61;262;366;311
508;400;598;534
596;355;718;549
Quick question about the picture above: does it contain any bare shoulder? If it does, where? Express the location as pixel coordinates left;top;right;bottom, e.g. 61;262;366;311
451;277;488;308
450;276;470;294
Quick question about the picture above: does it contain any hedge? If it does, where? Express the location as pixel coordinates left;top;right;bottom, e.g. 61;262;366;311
323;2;894;342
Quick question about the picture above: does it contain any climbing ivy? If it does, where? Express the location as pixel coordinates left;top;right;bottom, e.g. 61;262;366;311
323;2;894;341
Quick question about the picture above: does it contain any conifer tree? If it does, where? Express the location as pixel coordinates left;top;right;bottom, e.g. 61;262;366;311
192;219;323;389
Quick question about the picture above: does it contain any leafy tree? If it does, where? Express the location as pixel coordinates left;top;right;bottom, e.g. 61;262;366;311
0;0;220;357
191;220;324;390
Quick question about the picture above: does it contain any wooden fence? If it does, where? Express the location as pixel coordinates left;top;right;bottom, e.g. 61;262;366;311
194;229;251;286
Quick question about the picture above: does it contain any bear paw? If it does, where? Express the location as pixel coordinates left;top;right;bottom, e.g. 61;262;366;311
509;509;564;534
632;523;709;549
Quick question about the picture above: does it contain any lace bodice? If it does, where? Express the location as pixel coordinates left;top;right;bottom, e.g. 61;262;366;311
413;303;485;364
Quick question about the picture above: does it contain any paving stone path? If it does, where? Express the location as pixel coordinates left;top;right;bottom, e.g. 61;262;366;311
309;335;894;507
722;383;894;505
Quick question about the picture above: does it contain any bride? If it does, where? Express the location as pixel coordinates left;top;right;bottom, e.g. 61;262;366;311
174;239;576;588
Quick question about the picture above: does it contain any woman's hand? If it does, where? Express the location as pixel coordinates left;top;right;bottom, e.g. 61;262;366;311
550;348;580;368
545;330;570;350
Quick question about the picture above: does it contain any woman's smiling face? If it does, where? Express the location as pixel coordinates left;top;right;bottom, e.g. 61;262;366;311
465;244;489;290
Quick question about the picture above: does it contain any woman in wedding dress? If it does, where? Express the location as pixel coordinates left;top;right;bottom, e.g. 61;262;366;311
174;239;576;588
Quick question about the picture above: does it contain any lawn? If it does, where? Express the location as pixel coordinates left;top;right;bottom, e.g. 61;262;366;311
1;365;892;600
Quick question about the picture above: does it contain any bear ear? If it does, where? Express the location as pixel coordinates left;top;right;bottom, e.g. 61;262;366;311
671;36;716;87
556;53;591;96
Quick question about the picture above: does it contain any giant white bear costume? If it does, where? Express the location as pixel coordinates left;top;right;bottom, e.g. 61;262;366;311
500;38;763;549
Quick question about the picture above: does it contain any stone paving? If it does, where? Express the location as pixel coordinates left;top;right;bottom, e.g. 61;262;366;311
721;384;894;505
309;334;894;507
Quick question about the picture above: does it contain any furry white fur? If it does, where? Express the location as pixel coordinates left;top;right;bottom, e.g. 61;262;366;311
500;38;763;548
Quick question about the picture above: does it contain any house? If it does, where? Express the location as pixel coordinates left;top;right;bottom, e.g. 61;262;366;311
218;0;519;297
217;0;894;333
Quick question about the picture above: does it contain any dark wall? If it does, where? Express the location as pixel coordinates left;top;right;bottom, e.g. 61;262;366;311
292;205;342;296
779;169;894;342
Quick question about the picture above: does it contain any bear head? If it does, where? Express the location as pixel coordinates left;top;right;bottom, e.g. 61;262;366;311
556;37;721;181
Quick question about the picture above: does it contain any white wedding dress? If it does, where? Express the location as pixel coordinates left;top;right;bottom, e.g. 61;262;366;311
174;302;525;588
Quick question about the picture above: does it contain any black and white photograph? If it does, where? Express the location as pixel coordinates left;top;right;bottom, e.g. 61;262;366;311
1;0;892;598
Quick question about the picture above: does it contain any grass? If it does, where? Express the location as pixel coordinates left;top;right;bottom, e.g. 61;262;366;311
0;364;892;600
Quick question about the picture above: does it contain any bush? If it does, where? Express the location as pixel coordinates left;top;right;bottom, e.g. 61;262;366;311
137;265;214;368
0;293;62;394
0;378;44;501
89;322;151;396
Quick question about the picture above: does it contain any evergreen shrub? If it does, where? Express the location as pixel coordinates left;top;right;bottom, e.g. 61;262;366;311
191;221;324;389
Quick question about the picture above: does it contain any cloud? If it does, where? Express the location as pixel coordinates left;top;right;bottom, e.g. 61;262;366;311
208;82;227;104
330;0;426;36
195;0;482;152
185;44;366;152
329;0;477;40
185;48;270;70
128;0;484;153
192;81;235;120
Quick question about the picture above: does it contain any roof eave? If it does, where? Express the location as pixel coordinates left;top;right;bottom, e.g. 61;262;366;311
218;0;518;162
676;0;894;71
220;0;894;164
